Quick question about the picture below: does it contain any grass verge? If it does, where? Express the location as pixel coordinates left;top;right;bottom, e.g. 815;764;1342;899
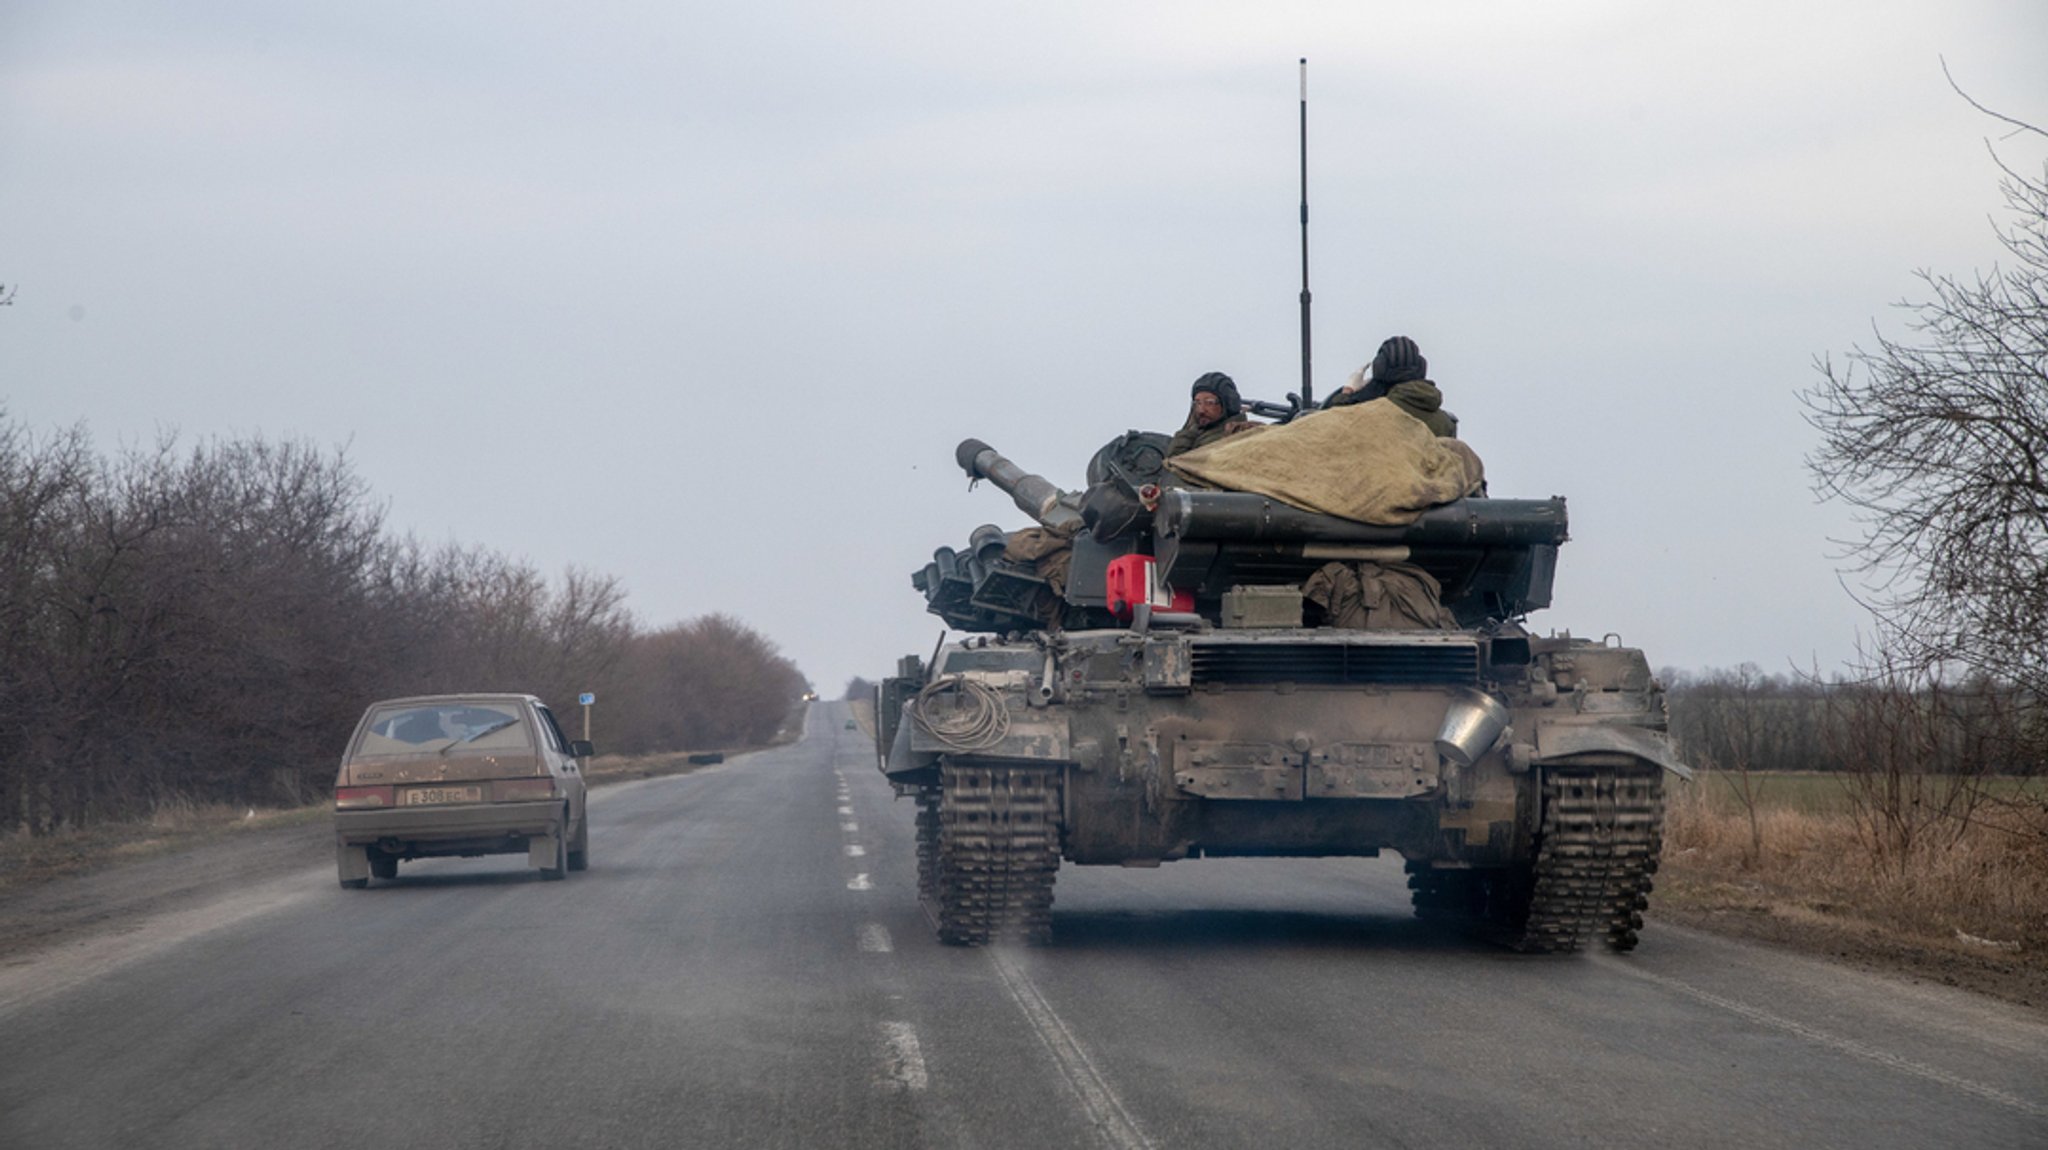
1658;771;2048;1010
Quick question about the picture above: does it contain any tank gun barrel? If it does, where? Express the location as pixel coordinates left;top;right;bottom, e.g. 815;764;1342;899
956;438;1084;534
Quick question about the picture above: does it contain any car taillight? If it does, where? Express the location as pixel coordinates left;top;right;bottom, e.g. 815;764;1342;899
494;778;559;801
335;786;395;809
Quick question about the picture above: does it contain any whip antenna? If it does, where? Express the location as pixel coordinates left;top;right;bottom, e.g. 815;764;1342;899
1297;57;1313;409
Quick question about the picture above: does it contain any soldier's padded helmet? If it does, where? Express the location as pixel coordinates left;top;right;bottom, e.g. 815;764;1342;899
1190;371;1242;416
1371;336;1428;385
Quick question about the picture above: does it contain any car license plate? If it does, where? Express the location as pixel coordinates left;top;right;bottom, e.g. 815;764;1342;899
404;786;482;805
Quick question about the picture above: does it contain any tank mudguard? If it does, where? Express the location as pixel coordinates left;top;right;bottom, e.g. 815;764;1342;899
1531;722;1691;780
883;717;940;782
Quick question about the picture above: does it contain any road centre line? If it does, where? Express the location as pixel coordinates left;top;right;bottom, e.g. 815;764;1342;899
844;844;866;857
847;873;872;891
841;821;859;833
1596;956;2048;1118
837;805;854;815
859;923;893;953
877;1021;929;1092
988;948;1156;1150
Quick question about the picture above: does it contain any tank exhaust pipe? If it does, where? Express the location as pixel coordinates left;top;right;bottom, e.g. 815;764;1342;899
1434;688;1510;766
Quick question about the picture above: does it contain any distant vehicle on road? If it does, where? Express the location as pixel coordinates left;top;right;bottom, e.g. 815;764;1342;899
333;694;592;888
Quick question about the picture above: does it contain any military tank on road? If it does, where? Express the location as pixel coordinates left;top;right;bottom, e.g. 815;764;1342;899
877;430;1688;952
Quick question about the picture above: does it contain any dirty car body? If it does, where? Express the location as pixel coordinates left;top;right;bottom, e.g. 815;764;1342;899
333;693;592;887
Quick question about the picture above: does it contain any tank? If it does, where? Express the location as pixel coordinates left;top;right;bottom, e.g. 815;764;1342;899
879;434;1690;952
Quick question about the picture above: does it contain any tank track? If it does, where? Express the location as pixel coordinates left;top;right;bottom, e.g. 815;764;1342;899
924;759;1062;946
1407;764;1663;953
914;785;940;908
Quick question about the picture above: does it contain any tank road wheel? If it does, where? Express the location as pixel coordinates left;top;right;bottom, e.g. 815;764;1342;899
1405;860;1532;939
932;759;1061;946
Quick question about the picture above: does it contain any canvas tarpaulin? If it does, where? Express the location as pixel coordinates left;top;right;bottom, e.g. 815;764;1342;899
1162;399;1484;526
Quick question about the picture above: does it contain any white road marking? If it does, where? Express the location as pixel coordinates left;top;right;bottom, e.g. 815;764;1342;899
837;805;854;815
841;820;859;833
859;923;894;953
877;1021;928;1092
1598;957;2048;1118
989;947;1156;1150
844;844;866;857
847;873;872;891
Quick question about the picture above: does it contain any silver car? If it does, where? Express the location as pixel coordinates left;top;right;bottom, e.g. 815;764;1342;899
333;694;591;887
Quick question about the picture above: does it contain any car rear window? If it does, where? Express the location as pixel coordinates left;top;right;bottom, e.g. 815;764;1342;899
354;701;534;756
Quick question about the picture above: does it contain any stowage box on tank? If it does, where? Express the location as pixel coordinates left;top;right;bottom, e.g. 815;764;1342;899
880;435;1689;953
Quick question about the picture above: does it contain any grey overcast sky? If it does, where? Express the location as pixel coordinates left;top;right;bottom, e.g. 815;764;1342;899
3;1;2044;695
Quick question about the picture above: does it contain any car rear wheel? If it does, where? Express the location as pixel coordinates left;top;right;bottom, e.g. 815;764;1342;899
567;813;589;872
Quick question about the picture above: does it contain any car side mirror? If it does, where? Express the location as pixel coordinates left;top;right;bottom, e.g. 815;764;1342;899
570;740;595;758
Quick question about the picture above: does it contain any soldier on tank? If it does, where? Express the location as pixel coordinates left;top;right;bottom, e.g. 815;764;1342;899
1324;336;1459;438
1166;371;1256;457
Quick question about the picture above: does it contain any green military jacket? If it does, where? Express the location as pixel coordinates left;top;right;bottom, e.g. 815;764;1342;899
1167;412;1252;457
1387;380;1458;439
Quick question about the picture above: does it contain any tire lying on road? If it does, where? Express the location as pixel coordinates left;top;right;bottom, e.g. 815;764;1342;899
333;693;593;888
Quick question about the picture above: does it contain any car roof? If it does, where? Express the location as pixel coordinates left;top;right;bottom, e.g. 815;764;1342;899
363;694;544;708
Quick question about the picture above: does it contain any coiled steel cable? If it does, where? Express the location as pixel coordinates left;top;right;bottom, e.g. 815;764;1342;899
909;675;1011;750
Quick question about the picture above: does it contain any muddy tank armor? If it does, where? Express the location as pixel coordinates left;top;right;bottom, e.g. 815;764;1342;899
879;437;1688;952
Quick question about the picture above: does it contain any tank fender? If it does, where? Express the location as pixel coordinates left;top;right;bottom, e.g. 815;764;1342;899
883;715;941;783
1531;722;1692;780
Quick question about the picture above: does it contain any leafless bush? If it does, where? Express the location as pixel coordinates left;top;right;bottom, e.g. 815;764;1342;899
1818;651;2014;874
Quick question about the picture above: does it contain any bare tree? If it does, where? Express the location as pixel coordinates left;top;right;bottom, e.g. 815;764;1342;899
1803;108;2048;708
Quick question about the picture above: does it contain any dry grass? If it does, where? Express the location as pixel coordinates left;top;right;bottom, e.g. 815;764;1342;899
0;801;326;893
1661;774;2048;960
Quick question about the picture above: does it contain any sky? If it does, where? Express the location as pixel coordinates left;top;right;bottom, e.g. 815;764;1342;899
3;1;2045;696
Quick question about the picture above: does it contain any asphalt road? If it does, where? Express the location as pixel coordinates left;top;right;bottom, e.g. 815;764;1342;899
3;702;2045;1149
